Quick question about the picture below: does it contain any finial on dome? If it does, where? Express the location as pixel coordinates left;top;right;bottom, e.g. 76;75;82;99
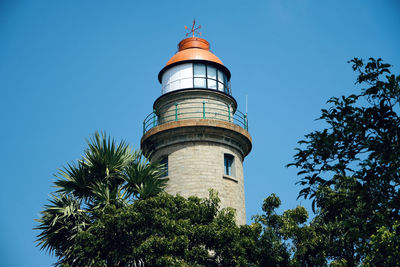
184;19;202;38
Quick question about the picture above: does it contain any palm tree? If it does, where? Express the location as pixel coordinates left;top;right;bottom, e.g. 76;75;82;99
35;131;168;263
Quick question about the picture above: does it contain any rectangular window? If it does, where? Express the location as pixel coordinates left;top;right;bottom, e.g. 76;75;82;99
180;77;193;89
218;81;224;91
208;78;217;89
208;65;217;79
224;154;234;176
224;75;229;94
194;77;206;88
193;63;206;77
207;65;217;89
217;70;224;83
160;156;168;177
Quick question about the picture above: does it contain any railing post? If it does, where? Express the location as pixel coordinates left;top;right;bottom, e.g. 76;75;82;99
203;101;205;119
228;105;231;122
244;114;248;130
175;103;178;121
152;109;156;127
143;121;145;135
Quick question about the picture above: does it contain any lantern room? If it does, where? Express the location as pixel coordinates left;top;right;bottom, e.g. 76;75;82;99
158;37;232;95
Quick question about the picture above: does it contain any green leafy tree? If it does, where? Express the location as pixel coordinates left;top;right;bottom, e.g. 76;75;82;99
53;191;261;266
37;132;296;266
253;194;291;266
35;132;168;264
254;194;326;267
364;220;400;266
288;58;400;266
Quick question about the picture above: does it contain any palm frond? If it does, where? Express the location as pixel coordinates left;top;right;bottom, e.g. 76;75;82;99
123;152;168;200
84;131;132;183
35;132;168;260
34;194;89;255
88;182;128;210
54;160;92;200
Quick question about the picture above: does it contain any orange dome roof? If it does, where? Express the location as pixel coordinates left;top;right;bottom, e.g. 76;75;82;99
158;37;231;83
165;37;224;66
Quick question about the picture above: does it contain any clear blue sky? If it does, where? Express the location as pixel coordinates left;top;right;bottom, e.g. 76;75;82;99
1;1;399;266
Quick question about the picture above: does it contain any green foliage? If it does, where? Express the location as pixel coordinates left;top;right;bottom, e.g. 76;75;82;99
36;133;267;266
364;220;400;266
49;191;262;266
288;58;400;266
254;194;327;267
35;132;168;264
36;133;291;266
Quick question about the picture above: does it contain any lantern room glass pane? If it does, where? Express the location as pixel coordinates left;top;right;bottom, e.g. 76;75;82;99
207;66;217;89
170;65;181;82
194;63;206;77
162;68;170;85
180;77;193;89
218;70;224;83
208;79;217;89
207;65;217;79
170;80;179;91
180;64;192;79
218;82;224;91
161;63;193;94
224;84;229;94
194;77;206;88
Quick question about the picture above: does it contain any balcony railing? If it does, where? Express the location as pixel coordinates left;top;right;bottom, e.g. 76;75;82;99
143;101;248;134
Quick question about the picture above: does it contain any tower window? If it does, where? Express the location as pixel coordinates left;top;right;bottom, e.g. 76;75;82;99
207;65;217;89
160;156;168;177
194;63;206;88
224;153;234;176
162;63;230;94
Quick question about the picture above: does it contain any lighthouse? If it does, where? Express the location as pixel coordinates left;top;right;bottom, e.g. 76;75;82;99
141;26;252;224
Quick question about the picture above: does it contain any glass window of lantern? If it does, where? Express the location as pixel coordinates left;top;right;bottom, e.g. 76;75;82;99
217;70;224;83
180;63;192;79
217;70;225;91
208;66;217;89
218;81;224;91
179;63;193;89
208;79;217;89
194;63;206;77
207;65;217;79
194;63;206;88
170;80;179;91
170;65;181;82
180;77;193;89
194;77;206;88
224;84;229;94
162;68;170;85
224;74;229;94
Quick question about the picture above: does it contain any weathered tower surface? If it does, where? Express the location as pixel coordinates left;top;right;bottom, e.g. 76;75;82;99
141;36;252;224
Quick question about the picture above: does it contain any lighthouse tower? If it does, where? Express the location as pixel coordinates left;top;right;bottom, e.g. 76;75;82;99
141;31;252;224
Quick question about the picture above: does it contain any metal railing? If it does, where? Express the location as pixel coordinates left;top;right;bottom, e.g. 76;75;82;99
143;100;248;134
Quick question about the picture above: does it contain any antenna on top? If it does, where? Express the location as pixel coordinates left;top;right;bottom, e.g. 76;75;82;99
185;19;202;37
246;95;248;114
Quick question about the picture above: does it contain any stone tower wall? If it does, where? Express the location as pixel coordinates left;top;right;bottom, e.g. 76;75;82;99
142;90;251;225
154;89;237;125
152;141;246;225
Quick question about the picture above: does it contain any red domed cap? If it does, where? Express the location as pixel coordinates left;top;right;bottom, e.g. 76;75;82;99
158;37;230;83
165;37;224;66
